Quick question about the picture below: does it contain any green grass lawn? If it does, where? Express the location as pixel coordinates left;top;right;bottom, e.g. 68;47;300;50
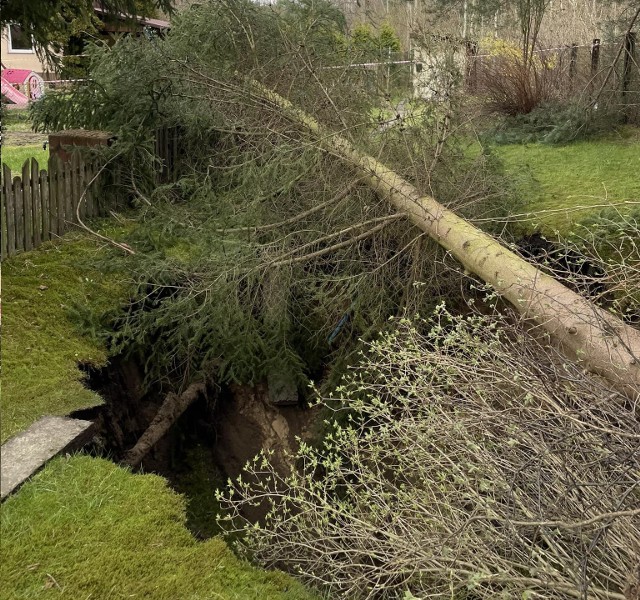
1;232;316;600
494;128;640;233
1;232;126;443
1;145;49;173
2;107;48;171
1;108;33;132
0;455;315;600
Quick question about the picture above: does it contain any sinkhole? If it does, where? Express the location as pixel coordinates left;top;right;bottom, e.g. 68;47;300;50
73;356;319;537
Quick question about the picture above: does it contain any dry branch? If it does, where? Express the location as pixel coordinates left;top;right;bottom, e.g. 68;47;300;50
250;82;640;400
74;153;136;255
223;309;640;599
122;383;206;468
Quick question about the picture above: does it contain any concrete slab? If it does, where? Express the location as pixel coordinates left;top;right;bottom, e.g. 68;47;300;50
1;416;95;500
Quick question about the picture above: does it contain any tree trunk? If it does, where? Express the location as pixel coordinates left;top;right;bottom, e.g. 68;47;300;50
253;83;640;400
122;383;206;468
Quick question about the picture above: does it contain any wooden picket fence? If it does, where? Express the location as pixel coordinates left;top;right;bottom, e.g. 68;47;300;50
1;153;105;260
1;125;183;260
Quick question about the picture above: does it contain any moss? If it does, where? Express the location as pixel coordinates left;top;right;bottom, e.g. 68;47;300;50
0;455;316;600
495;129;640;233
1;233;126;442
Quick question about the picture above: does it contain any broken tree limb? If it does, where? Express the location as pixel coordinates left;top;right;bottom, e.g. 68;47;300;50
251;82;640;400
123;383;206;468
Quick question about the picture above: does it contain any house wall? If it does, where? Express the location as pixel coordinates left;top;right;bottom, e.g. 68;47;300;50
1;27;46;74
413;42;466;101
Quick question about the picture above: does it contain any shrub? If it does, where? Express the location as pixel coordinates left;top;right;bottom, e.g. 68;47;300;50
485;101;622;144
221;307;640;599
477;41;564;116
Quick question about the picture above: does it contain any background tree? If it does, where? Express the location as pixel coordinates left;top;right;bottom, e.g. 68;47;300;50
347;22;401;59
429;0;551;63
0;0;174;60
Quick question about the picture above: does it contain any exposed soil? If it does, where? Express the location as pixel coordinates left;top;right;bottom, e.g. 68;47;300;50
75;357;319;532
3;131;47;146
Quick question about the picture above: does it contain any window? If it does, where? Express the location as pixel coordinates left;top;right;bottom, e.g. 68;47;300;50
8;25;34;53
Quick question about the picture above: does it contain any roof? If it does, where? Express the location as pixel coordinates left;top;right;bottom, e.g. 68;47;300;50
2;69;35;84
93;5;170;30
139;15;171;29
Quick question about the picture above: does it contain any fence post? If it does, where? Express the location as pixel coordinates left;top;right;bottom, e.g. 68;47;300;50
0;187;6;260
40;168;50;242
55;156;66;234
71;151;81;224
31;158;42;247
83;160;92;218
13;175;24;254
48;155;59;237
22;160;33;251
569;43;578;79
90;159;99;216
64;159;72;230
1;166;8;260
2;164;14;258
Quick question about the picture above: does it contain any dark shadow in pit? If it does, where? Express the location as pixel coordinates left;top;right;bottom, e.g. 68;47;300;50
73;358;318;537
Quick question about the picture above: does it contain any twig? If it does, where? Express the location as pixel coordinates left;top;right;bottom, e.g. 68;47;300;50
269;213;404;264
215;181;359;235
130;168;152;206
74;154;136;255
269;218;399;268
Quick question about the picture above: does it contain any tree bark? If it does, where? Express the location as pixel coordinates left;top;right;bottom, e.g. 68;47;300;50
123;383;206;468
252;82;640;400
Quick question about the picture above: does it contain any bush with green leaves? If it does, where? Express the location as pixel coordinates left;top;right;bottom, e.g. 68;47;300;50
220;306;640;599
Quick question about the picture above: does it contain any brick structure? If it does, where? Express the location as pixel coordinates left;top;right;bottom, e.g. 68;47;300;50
48;129;115;162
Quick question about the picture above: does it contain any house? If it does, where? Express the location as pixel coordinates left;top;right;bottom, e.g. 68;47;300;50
1;6;169;102
1;24;46;105
1;24;44;75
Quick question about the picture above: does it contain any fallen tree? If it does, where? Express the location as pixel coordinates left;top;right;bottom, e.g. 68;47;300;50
38;0;638;400
244;82;640;400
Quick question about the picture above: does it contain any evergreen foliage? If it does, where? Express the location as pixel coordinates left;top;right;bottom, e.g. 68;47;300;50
349;22;401;57
37;0;521;396
486;101;623;144
1;0;171;60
